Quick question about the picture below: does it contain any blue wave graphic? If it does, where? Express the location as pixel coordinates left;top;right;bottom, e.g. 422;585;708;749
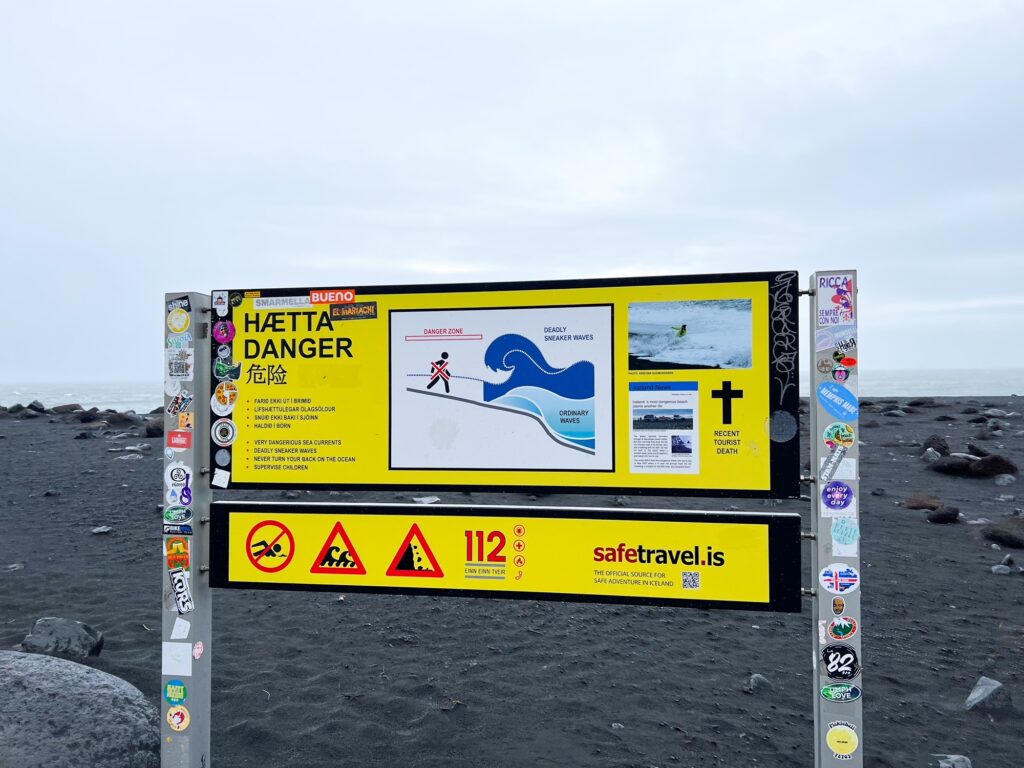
483;334;594;401
491;386;595;450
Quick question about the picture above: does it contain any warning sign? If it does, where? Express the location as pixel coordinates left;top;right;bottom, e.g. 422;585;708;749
245;521;294;573
310;522;366;575
386;524;443;578
211;502;802;611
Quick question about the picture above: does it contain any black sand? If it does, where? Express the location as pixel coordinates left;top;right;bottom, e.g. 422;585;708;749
1;397;1023;767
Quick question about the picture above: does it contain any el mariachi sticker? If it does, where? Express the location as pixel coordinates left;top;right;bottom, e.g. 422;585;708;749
822;422;855;450
819;563;860;594
167;705;190;732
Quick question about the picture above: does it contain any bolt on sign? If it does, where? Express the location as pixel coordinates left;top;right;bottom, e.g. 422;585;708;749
210;502;803;611
206;272;801;497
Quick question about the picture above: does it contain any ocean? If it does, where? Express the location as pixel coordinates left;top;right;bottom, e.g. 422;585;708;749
1;369;1022;415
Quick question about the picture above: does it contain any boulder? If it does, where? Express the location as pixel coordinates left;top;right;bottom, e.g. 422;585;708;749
0;650;158;768
935;414;957;422
922;435;951;456
964;675;1012;712
966;442;991;458
144;419;163;438
969;455;1019;478
18;408;41;419
26;400;46;412
928;457;973;476
7;403;24;414
927;506;960;524
982;518;1024;549
995;474;1016;487
20;617;103;659
51;403;83;414
908;397;936;407
904;494;942;511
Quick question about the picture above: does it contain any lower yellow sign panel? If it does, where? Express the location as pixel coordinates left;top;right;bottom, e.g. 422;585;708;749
211;503;801;611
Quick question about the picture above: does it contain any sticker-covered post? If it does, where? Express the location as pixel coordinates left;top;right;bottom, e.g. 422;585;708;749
162;293;212;767
809;272;862;767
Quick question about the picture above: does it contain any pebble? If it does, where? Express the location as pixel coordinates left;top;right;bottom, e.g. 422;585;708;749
994;474;1016;487
611;722;625;729
43;489;61;497
91;526;113;535
4;563;25;572
991;564;1012;575
921;447;942;463
743;673;772;694
413;496;441;504
870;488;886;496
933;756;972;768
927;506;960;524
964;675;1009;711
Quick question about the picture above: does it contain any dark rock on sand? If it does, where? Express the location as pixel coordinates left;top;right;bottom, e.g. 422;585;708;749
20;617;104;659
7;403;24;414
907;397;936;407
18;408;41;419
982;518;1024;549
743;673;772;694
77;409;100;423
905;494;942;510
935;414;957;421
51;403;83;414
43;489;61;497
923;435;950;455
0;650;158;768
966;442;991;458
969;455;1019;478
73;431;95;439
27;400;46;413
926;506;960;524
928;456;973;476
144;419;163;438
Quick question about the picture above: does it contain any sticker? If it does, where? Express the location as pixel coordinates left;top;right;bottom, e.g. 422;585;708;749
211;468;230;488
163;524;194;536
177;413;194;430
832;597;845;615
217;344;232;359
815;329;834;352
817;619;827;645
822;422;855;450
831;364;851;384
310;288;357;304
230;291;244;306
167;705;190;732
246;521;295;573
165;349;195;382
167;333;193;350
212;358;241;381
821;644;861;681
820;683;862;704
831;518;860;557
170;617;191;640
214;449;231;467
211;418;238;447
827;616;858;641
167;308;190;334
166;537;190;570
816;274;855;327
164;379;181;398
825;720;859;759
166;389;194;416
167;296;192;314
330;301;378;321
164;462;191;495
817;382;859;421
212;320;235;344
212;290;229;317
165;679;188;705
819;563;859;594
821;480;855;512
161;642;192;676
163;506;193;525
816;358;834;374
167;430;192;451
818;445;849;484
211;381;239;417
192;641;204;660
818;455;857;483
386;524;444;578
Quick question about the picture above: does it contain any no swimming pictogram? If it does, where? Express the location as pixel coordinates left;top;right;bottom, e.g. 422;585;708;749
246;520;295;573
310;521;367;575
386;523;443;578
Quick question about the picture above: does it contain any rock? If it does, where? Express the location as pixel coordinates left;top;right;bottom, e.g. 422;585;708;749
611;722;625;729
4;563;25;572
115;454;144;461
870;488;886;496
935;414;957;422
904;494;942;510
51;403;83;414
970;455;1019;478
743;673;772;694
991;564;1012;574
967;442;991;458
922;435;951;456
0;650;158;768
908;397;935;407
77;409;100;423
928;457;973;476
861;419;881;428
281;491;301;499
996;494;1015;503
614;495;630;507
882;409;906;417
105;411;141;427
964;675;1011;712
144;419;163;438
1001;554;1015;567
962;406;980;414
7;403;24;414
921;447;942;464
43;489;61;497
18;408;41;419
148;406;163;414
967;416;988;424
26;400;46;412
982;518;1024;548
983;408;1008;418
927;506;960;524
995;474;1017;487
20;617;103;659
72;431;95;440
933;756;972;768
91;526;112;535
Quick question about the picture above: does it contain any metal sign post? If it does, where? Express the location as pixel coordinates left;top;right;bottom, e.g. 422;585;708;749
808;272;862;766
161;293;212;768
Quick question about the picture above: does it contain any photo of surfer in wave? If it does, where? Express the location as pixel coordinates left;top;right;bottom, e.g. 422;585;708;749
628;299;753;370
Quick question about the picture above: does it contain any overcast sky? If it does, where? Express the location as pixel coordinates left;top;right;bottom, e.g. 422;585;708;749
1;1;1021;382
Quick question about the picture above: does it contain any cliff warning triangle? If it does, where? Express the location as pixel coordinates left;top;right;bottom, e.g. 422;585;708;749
310;522;367;575
386;523;443;578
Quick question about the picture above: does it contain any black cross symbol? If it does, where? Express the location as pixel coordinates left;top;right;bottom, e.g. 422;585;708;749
711;381;744;424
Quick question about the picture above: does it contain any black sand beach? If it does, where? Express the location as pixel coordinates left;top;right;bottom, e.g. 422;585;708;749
1;397;1023;767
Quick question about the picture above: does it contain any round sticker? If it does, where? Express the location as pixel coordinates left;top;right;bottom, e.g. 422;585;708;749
821;481;854;511
164;679;188;706
215;448;232;467
839;356;857;367
822;422;855;450
211;381;239;417
164;379;181;397
164;461;189;491
819;563;860;595
826;723;859;757
821;644;861;682
831;364;850;383
211;418;237;447
229;292;243;307
212;320;235;344
167;308;190;334
217;344;232;359
816;358;833;374
167;705;190;732
827;616;858;641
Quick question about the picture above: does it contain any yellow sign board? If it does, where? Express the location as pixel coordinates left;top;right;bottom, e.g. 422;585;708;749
207;273;800;496
210;503;802;611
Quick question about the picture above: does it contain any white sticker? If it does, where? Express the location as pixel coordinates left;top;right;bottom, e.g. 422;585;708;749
831;518;860;557
212;290;229;317
818;456;858;481
162;642;193;676
170;617;191;640
821;497;858;519
211;468;230;488
165;348;195;382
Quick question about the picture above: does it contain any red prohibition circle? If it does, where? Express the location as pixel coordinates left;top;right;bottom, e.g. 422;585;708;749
245;520;295;573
